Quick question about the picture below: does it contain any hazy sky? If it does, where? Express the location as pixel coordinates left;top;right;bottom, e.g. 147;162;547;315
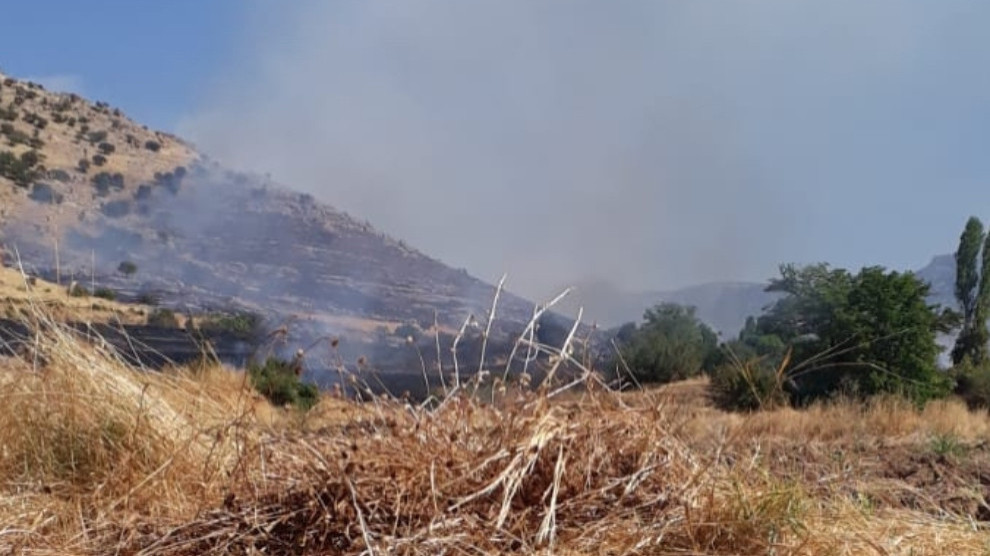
3;1;990;301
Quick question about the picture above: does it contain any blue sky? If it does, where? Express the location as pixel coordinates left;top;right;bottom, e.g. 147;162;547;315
0;1;239;131
2;2;989;300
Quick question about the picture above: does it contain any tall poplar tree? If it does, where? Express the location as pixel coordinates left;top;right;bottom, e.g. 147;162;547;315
953;217;989;365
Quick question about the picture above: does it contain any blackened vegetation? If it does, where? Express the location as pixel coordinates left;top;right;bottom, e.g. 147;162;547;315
0;318;254;369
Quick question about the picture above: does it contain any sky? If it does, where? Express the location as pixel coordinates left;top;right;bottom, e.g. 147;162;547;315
2;1;989;302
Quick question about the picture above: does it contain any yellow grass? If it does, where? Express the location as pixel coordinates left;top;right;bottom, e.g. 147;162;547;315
0;306;988;554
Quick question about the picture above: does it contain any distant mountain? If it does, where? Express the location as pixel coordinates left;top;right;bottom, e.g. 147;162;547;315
557;279;780;338
566;255;963;340
914;253;958;310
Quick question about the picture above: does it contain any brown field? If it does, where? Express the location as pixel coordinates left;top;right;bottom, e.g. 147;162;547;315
0;303;989;555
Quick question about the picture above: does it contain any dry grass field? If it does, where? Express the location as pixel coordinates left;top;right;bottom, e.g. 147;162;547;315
0;297;988;555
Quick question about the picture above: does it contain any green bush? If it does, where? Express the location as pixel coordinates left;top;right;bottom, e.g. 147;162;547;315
92;172;124;196
951;359;990;410
47;168;71;182
117;261;138;276
248;357;319;411
199;312;264;342
147;308;179;328
0;149;41;187
28;183;63;204
93;287;116;301
136;292;159;306
87;130;107;144
97;142;115;155
91;154;107;167
144;140;161;152
100;200;131;218
0;105;17;121
1;123;32;147
68;284;90;298
709;351;791;412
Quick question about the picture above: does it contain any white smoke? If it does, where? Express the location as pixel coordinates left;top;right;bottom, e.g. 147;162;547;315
179;0;990;304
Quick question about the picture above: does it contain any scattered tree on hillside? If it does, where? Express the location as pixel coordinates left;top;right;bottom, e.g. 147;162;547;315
117;261;137;277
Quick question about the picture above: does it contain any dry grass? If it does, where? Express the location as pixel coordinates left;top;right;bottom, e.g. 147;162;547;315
0;304;988;555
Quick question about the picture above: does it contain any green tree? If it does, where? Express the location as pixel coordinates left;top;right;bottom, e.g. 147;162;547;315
952;217;988;365
117;260;138;277
616;303;719;384
732;264;950;406
826;267;949;403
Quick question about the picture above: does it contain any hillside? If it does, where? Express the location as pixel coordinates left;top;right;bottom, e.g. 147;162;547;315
0;71;555;379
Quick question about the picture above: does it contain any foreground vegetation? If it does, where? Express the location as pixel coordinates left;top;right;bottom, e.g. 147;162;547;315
0;300;989;555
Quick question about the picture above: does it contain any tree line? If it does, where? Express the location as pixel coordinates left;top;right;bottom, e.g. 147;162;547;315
609;215;990;411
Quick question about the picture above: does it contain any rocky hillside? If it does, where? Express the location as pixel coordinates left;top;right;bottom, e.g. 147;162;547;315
0;71;547;372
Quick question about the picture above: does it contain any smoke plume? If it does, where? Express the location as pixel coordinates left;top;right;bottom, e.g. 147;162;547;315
179;0;990;307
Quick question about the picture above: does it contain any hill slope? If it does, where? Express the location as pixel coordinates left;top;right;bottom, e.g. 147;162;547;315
0;71;546;369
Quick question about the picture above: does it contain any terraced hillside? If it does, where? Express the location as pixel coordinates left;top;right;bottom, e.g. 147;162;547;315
0;71;562;380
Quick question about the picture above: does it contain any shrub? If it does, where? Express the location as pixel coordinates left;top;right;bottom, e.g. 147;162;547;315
117;261;138;276
28;183;63;204
951;359;990;410
248;357;319;411
0;105;17;121
394;322;421;341
97;142;115;155
136;292;159;306
47;168;71;182
77;158;90;173
87;130;107;144
147;308;179;328
68;284;90;298
23;112;47;129
1;123;32;147
91;172;124;196
0;149;41;187
154;171;182;194
709;350;791;412
199;312;264;342
100;200;131;218
91;154;107;167
93;287;116;301
144;140;161;152
134;184;152;201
